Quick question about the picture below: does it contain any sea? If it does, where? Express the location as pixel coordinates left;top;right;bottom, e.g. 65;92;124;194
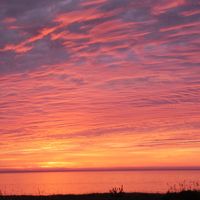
0;170;200;195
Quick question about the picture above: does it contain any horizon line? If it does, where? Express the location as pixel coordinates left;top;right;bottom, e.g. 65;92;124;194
1;166;200;173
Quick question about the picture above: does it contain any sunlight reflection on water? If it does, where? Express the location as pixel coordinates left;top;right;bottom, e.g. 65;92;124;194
0;170;200;195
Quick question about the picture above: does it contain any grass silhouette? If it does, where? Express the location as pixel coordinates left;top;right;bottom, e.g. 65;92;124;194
0;182;199;200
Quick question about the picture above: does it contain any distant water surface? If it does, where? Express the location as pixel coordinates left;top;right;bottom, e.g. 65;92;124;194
0;170;199;195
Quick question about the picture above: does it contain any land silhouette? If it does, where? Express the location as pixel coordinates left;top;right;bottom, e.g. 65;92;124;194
0;191;200;200
0;184;200;200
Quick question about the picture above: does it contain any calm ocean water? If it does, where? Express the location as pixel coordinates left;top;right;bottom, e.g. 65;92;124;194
0;170;199;195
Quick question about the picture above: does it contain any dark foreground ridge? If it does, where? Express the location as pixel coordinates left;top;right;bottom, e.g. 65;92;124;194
0;191;200;200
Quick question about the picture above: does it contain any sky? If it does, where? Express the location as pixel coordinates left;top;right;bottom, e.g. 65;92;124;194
0;0;200;171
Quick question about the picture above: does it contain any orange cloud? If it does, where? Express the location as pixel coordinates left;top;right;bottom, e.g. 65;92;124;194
152;0;186;15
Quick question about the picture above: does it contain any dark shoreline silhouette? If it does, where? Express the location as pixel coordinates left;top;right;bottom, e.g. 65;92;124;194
0;191;200;200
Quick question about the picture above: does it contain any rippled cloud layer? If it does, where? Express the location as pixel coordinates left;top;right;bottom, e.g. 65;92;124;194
0;0;200;170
